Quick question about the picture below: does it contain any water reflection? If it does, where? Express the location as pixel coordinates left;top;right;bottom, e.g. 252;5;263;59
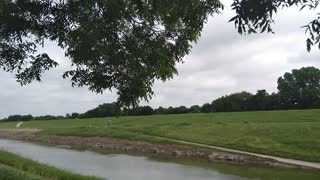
0;139;319;180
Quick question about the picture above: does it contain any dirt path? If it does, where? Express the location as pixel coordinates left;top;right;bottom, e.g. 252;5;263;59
149;135;320;170
15;122;23;128
0;128;318;171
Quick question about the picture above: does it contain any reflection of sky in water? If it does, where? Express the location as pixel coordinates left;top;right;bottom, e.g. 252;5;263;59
0;139;244;180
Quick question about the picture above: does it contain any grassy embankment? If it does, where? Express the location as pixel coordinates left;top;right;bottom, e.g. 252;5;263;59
0;150;100;180
1;109;320;162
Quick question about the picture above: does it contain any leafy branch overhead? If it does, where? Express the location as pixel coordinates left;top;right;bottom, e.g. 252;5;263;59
0;0;319;107
0;0;222;107
229;0;320;51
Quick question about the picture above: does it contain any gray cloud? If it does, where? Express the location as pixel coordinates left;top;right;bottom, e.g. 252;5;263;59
1;1;320;118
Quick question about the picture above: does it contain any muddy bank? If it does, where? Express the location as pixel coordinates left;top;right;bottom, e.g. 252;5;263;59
0;129;314;170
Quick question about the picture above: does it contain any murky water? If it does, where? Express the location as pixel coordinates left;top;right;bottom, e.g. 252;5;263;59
0;139;319;180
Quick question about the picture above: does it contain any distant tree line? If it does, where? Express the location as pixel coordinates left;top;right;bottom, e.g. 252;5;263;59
2;115;34;122
115;66;320;115
1;114;67;122
78;103;121;118
1;67;320;121
119;90;281;116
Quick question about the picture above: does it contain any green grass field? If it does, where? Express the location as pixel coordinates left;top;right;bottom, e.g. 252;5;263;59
1;109;320;162
0;150;100;180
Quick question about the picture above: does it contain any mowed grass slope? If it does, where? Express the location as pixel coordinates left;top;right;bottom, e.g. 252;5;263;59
1;110;320;162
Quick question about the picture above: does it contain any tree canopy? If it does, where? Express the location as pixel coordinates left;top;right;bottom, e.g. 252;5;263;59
1;0;319;107
278;67;320;109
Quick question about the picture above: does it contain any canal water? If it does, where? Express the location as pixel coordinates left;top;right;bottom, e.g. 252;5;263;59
0;139;319;180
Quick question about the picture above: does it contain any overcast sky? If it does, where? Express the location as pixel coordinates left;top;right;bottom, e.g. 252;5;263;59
1;1;320;118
